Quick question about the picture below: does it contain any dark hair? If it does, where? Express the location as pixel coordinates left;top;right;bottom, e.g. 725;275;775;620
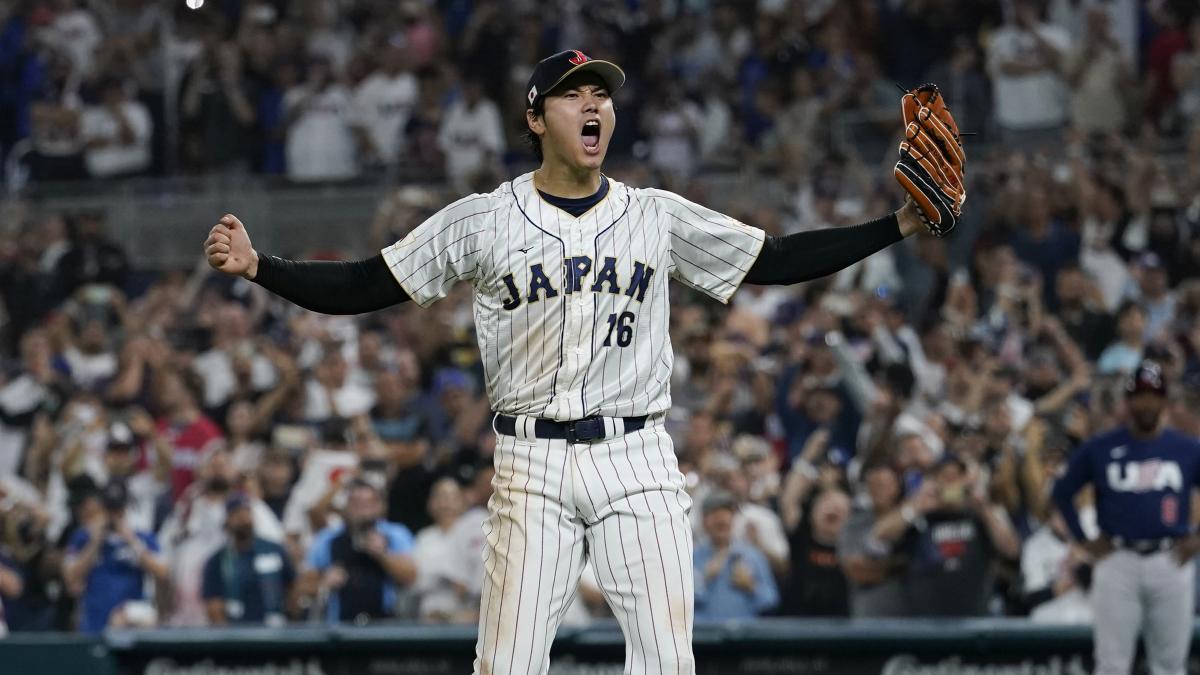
523;97;544;162
880;363;915;401
1116;299;1145;320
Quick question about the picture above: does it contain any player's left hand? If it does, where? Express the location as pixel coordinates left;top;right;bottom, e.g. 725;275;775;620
1173;534;1200;566
893;83;965;238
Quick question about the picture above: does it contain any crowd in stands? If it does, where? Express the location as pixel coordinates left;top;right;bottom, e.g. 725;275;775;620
2;0;1199;186
1;0;1200;635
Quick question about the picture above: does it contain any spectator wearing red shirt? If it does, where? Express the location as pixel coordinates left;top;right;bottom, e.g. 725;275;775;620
152;371;223;502
1145;4;1193;123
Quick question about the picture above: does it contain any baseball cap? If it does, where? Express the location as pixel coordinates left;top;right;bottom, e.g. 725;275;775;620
525;50;625;110
1136;252;1165;270
107;421;137;451
433;368;472;395
225;492;253;517
1126;360;1168;397
100;480;130;511
701;490;738;516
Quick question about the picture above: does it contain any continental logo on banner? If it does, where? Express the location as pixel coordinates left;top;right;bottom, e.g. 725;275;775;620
144;658;327;675
882;655;1088;675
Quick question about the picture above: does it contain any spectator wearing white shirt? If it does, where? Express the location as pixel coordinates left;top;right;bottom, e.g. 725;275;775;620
60;316;117;392
1064;8;1132;134
351;38;419;170
90;417;170;534
1172;16;1200;134
158;447;284;627
80;79;152;178
437;78;505;194
411;477;476;623
28;51;87;182
43;0;102;78
722;445;790;580
986;0;1071;147
280;420;359;552
303;349;375;422
643;84;703;184
191;304;277;412
0;331;61;477
284;58;357;182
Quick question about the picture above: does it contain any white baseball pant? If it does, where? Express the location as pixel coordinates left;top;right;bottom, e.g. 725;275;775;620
473;415;695;675
1092;549;1195;675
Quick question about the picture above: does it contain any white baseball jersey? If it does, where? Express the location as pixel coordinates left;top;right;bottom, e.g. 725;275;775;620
382;172;765;675
380;171;765;420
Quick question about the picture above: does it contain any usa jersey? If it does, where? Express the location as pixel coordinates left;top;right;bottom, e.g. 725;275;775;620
380;172;765;420
1052;427;1200;541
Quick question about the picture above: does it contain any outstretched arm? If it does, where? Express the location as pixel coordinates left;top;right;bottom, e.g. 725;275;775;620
204;214;411;314
252;254;411;314
744;202;924;286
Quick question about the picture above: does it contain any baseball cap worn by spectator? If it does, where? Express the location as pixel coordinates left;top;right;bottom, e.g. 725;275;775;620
433;368;472;396
1136;252;1166;272
107;421;137;453
1126;360;1167;397
225;492;253;518
702;490;738;516
525;50;626;109
100;480;129;512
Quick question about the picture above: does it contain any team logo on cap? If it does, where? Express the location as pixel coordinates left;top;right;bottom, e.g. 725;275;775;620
528;85;538;105
568;50;590;65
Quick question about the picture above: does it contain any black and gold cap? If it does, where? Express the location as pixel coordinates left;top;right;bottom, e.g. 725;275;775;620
525;50;625;110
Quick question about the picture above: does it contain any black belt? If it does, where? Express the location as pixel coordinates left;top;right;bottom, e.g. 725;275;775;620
494;414;648;444
1111;537;1178;556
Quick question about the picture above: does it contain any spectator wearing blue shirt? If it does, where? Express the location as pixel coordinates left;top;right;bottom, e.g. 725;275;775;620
694;491;779;621
306;479;417;623
62;481;168;633
202;494;296;626
1129;253;1177;343
1009;187;1080;304
1097;301;1147;375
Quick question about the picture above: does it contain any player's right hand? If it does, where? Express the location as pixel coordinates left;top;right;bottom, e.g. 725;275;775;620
204;214;258;279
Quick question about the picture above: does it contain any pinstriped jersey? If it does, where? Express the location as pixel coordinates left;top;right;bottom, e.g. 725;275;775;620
381;172;765;421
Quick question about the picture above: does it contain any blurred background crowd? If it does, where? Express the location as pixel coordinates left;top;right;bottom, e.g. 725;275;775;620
1;0;1200;635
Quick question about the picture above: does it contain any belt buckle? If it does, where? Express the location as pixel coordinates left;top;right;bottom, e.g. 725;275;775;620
566;417;604;444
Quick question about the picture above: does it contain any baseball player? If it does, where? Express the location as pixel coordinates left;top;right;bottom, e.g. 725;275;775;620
1052;361;1200;675
204;51;965;674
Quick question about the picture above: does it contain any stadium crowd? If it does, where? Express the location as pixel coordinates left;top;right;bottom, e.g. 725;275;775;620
0;0;1200;636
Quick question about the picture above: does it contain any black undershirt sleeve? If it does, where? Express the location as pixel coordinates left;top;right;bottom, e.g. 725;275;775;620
743;213;904;286
251;253;411;315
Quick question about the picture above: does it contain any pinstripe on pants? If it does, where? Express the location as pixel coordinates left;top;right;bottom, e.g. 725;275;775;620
473;417;695;675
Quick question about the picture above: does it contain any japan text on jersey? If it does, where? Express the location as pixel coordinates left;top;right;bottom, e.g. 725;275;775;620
380;173;765;421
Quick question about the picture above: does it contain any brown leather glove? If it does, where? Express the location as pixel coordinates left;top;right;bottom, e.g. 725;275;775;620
893;84;966;237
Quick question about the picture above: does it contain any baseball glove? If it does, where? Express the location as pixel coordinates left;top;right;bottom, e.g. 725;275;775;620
893;83;966;237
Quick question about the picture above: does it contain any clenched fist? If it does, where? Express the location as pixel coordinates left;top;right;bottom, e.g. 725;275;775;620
204;214;259;279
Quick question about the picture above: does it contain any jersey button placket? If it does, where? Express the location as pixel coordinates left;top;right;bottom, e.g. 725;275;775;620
554;223;581;417
568;222;591;418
